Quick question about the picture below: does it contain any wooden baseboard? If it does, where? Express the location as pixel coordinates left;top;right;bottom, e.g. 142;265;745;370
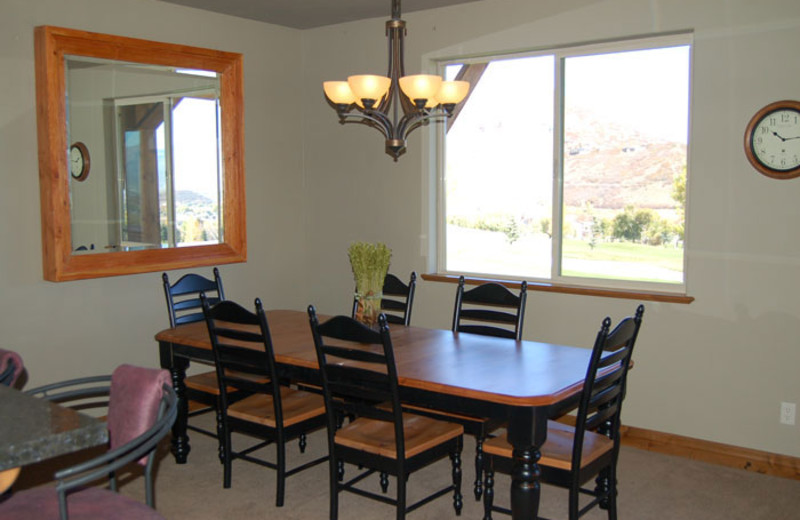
552;416;800;480
620;425;800;481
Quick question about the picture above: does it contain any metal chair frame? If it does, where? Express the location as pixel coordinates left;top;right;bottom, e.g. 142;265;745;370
23;375;178;519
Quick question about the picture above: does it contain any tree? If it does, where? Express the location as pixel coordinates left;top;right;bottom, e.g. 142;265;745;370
504;218;521;245
612;206;640;241
612;206;655;242
672;167;686;240
589;217;610;249
539;217;552;238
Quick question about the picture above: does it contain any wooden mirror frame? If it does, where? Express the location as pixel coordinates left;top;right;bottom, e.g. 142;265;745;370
35;26;246;281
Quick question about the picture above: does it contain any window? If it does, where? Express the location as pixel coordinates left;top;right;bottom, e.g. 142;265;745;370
114;92;221;250
439;35;691;292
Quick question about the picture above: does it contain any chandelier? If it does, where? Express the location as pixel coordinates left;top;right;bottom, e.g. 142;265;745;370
323;0;470;161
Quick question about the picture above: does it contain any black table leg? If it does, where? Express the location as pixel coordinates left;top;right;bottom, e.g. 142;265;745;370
507;409;547;520
159;340;191;463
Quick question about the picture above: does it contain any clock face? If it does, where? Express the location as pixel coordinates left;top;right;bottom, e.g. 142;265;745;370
70;147;83;176
69;142;90;181
751;108;800;171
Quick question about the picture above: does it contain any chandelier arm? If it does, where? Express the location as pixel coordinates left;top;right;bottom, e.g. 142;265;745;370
339;112;393;140
398;111;447;139
401;119;429;141
397;110;452;141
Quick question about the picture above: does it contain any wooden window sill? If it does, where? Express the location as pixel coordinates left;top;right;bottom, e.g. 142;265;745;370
421;273;694;304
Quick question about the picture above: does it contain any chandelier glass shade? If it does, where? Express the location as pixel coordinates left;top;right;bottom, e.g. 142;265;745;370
322;0;470;160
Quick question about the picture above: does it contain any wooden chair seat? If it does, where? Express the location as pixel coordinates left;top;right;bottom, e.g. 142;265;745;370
185;370;269;394
483;420;613;470
184;371;223;394
336;413;463;459
227;387;325;428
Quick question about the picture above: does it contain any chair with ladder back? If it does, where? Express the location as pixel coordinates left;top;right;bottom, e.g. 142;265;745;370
308;307;464;520
481;305;645;520
202;297;328;507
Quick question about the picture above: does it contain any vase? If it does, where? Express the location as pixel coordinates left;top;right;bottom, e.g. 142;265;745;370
354;291;382;329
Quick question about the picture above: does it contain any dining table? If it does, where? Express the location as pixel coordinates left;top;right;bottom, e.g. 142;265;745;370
155;308;596;520
0;384;108;492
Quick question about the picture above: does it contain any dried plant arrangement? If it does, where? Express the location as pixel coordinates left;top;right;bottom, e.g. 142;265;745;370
348;242;391;326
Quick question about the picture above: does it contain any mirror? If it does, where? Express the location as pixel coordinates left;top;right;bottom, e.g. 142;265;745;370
35;26;246;281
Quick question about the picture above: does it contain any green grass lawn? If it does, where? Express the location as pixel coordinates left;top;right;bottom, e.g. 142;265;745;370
561;238;683;283
446;225;683;284
562;238;683;271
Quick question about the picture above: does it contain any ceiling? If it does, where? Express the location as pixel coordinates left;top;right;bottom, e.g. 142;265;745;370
158;0;483;29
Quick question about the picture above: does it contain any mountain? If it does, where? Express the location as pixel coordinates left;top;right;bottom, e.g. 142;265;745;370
174;190;214;205
563;107;686;210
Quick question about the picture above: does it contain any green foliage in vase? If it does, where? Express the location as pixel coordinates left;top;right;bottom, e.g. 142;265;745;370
348;242;392;297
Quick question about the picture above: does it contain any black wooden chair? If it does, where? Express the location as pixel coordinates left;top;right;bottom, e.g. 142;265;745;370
202;296;328;507
482;305;645;520
408;276;528;501
452;276;528;340
352;272;417;326
308;307;464;520
2;365;177;520
162;267;231;441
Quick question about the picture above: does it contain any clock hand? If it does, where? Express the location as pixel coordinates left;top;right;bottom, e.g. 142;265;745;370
784;135;800;141
772;131;787;142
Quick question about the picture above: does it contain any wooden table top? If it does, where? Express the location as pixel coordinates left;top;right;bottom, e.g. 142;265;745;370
156;309;594;408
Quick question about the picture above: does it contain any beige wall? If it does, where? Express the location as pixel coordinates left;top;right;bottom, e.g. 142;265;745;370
0;0;310;384
301;0;800;458
2;0;799;458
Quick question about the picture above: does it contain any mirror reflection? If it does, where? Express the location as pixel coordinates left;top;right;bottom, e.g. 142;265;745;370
66;56;223;253
36;25;245;282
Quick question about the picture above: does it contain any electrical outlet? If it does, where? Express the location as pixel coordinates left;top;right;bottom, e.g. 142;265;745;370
780;402;796;425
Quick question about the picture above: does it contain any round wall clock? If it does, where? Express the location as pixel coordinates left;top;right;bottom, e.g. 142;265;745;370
744;100;800;179
69;141;91;181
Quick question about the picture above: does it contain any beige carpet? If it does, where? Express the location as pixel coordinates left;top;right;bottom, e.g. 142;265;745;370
11;415;800;519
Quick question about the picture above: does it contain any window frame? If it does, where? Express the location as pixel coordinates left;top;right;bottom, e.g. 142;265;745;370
112;89;222;250
435;32;693;295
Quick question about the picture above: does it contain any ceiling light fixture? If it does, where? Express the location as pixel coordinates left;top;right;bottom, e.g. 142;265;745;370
323;0;470;161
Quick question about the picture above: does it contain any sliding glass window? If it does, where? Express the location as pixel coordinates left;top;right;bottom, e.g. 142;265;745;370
439;34;691;292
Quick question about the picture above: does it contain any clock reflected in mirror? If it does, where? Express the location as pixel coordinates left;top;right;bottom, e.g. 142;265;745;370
744;100;800;179
69;141;90;182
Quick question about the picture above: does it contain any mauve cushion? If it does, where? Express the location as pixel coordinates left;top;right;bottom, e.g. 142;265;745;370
0;348;23;386
107;364;171;465
0;485;165;519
